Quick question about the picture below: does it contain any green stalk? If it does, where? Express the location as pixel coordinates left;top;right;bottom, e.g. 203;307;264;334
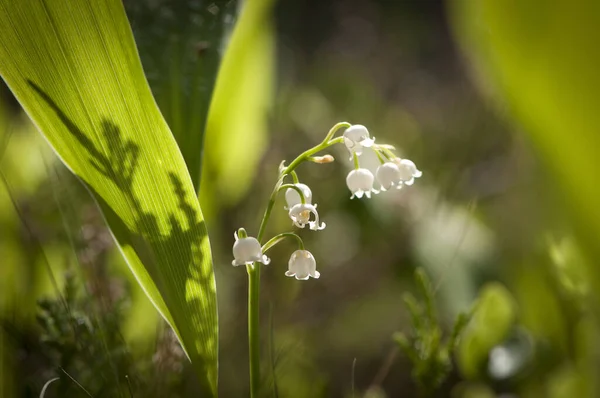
290;170;300;183
262;232;305;253
247;265;261;398
374;149;386;164
352;151;360;170
282;136;344;175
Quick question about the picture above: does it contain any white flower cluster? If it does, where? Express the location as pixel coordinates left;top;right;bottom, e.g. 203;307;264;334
232;123;422;281
343;125;422;198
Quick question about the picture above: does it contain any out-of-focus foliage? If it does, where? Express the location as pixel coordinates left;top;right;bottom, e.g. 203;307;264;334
449;0;600;281
394;268;472;396
201;0;275;211
34;273;138;396
458;283;516;378
0;0;217;394
125;0;237;190
448;3;600;395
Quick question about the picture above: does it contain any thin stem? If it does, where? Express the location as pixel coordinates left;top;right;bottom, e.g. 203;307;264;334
262;232;305;253
322;121;351;144
281;136;344;175
374;149;386;164
257;177;284;242
290;170;299;184
248;266;261;398
352;151;360;170
380;146;396;160
248;177;283;398
279;184;306;204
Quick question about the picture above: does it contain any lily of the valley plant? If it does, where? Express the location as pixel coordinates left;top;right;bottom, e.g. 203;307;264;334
232;122;422;396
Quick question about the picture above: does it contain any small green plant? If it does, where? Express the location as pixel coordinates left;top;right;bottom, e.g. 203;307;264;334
393;268;473;397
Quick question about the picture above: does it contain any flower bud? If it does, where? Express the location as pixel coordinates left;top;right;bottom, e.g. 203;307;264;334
309;154;335;164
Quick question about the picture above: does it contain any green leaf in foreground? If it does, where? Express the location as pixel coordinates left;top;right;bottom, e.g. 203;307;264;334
0;0;217;395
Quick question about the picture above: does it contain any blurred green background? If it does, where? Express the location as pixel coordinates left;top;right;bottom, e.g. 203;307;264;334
1;0;599;397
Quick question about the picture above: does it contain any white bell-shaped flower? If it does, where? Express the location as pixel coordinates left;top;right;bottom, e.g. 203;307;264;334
394;158;423;186
232;231;270;266
346;168;379;199
376;162;403;191
284;183;313;209
343;124;375;156
288;203;326;231
285;250;320;280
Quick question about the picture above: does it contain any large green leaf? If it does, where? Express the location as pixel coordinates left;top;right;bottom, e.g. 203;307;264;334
0;0;217;395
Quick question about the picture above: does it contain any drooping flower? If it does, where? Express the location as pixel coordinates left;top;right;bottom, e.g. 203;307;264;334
393;158;423;186
285;250;320;280
343;124;375;156
376;162;403;191
232;231;270;266
346;168;379;199
284;183;313;209
288;203;326;230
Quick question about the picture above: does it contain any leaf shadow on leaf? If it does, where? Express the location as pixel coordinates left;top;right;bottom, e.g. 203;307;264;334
27;80;218;395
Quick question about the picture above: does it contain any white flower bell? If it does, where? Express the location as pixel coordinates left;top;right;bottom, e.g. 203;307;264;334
285;250;320;280
288;203;326;231
346;168;379;199
343;124;375;156
394;158;422;185
232;231;270;266
284;183;313;209
376;162;403;191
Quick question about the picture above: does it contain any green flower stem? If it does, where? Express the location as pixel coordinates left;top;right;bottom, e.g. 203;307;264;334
247;176;283;398
290;170;299;184
281;136;345;175
247;266;260;398
246;124;347;398
380;146;397;160
352;151;360;170
257;177;284;242
262;232;305;253
279;184;306;204
322;121;351;143
374;149;386;164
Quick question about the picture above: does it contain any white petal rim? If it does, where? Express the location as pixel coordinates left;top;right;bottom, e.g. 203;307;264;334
360;137;375;147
